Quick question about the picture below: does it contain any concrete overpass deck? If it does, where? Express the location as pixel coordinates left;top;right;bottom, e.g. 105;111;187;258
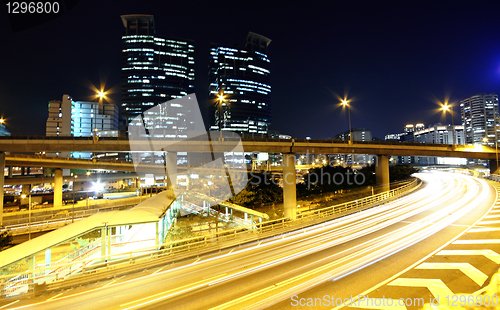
0;136;498;159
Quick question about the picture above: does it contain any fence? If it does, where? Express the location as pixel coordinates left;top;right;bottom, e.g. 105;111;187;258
0;178;421;297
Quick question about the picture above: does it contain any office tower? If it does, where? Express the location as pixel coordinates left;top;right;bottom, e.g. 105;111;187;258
121;14;195;135
209;32;271;135
460;94;500;145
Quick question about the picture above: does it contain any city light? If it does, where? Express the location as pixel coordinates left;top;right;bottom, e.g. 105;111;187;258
91;181;104;192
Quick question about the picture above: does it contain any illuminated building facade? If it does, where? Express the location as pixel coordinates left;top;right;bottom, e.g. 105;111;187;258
460;94;500;145
121;15;195;135
46;94;119;158
209;32;271;134
46;95;118;137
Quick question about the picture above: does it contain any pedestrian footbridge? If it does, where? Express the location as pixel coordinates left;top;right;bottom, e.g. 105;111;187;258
0;190;268;297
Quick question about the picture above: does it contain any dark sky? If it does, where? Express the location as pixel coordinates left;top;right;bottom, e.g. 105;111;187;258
1;0;500;139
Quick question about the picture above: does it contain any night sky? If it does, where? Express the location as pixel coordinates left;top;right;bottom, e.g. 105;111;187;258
1;0;500;140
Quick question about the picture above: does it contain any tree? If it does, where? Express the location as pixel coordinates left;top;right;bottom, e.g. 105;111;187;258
229;172;283;207
0;231;13;251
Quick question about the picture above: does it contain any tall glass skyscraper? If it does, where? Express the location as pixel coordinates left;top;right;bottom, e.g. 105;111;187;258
121;15;195;135
460;93;500;145
209;32;271;135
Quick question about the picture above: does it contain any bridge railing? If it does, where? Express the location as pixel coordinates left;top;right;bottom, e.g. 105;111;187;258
0;178;421;297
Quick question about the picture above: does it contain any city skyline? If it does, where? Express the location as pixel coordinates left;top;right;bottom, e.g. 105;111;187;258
1;1;500;139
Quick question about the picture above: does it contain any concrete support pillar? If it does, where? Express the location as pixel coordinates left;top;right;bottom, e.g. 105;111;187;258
107;227;111;257
283;153;297;220
21;184;31;196
54;169;63;208
375;155;390;192
7;166;12;178
166;152;177;191
489;159;500;175
0;152;4;227
101;226;106;262
225;207;228;216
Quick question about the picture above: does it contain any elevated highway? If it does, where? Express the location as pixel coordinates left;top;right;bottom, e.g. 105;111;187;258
1;135;499;225
0;136;498;159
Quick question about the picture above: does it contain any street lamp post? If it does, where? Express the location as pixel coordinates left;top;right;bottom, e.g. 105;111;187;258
442;104;455;146
342;100;352;144
217;93;226;131
342;100;353;165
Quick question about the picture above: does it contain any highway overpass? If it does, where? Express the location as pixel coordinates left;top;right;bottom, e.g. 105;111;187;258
1;135;499;225
0;136;498;159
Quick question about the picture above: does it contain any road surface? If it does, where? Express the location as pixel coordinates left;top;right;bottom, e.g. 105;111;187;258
3;172;499;310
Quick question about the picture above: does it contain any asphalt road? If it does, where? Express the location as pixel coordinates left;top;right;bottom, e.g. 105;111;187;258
3;172;498;310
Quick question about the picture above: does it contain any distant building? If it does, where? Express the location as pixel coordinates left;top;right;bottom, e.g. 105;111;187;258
413;123;464;145
0;120;11;136
460;93;500;145
46;95;119;137
335;128;373;164
46;94;119;158
120;14;195;135
209;32;271;135
385;123;466;166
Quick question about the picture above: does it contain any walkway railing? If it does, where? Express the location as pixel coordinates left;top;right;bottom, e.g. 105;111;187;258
0;178;421;297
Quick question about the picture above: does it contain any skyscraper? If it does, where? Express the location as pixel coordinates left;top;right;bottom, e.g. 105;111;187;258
121;15;195;135
209;32;271;135
460;93;500;145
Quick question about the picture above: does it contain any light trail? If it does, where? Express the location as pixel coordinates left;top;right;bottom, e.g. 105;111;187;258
8;172;493;310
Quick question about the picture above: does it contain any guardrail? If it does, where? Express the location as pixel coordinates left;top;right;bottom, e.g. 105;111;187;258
0;178;421;297
1;198;144;236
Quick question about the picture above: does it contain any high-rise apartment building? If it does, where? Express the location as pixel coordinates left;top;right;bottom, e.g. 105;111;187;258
209;32;271;134
121;15;195;134
460;93;500;145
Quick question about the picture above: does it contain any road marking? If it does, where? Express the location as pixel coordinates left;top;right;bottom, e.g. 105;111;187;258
485;214;500;219
388;278;453;302
489;210;500;213
192;258;200;264
120;273;226;309
437;249;500;264
350;298;407;310
468;227;500;233
102;275;125;288
453;239;500;244
477;220;500;225
0;300;19;309
152;267;164;275
416;263;487;286
46;292;64;301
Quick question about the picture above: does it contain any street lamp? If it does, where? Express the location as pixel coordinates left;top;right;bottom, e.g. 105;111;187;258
442;104;455;146
21;193;31;240
93;91;106;137
342;100;352;144
217;93;226;131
